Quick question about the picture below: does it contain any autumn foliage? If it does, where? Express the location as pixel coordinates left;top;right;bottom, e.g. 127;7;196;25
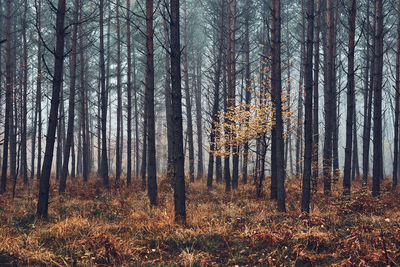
0;176;399;265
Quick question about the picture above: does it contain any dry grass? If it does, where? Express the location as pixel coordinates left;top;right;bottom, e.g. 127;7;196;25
0;174;399;266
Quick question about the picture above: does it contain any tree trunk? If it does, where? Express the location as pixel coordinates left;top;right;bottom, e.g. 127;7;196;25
170;0;186;224
99;0;109;186
393;0;400;190
296;0;305;179
243;2;251;185
302;0;314;213
323;0;334;195
59;0;79;193
372;0;384;197
36;0;66;218
0;0;12;193
343;0;357;195
116;0;122;183
195;57;203;180
231;0;239;190
207;0;224;189
126;0;132;186
183;0;195;183
80;19;89;182
21;0;28;185
162;3;174;180
312;0;321;192
146;0;157;206
271;0;286;212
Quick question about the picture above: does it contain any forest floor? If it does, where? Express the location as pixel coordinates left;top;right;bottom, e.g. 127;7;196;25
0;175;399;266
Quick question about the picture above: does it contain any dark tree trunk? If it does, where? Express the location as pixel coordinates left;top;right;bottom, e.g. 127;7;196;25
145;0;157;206
393;0;400;190
37;0;43;180
170;0;186;224
162;4;174;179
296;0;305;179
80;21;89;182
126;0;132;186
343;0;357;195
231;0;239;190
1;0;12;194
332;1;340;185
372;0;383;197
362;0;373;186
207;0;224;189
36;0;66;218
302;0;314;213
195;57;203;180
99;0;109;186
243;2;251;185
323;0;334;195
59;0;79;193
183;0;195;183
116;0;122;183
21;0;28;185
312;0;321;192
271;0;286;212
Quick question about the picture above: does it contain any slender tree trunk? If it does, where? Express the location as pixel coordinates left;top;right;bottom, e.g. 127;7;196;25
146;0;157;206
207;0;224;189
99;0;109;186
21;0;28;185
362;0;373;186
36;0;66;218
59;0;78;193
37;0;42;180
312;0;321;192
126;0;132;186
0;0;12;193
323;0;334;195
372;0;384;197
231;0;239;190
343;0;357;195
195;57;203;180
296;0;305;179
302;0;314;213
243;3;251;185
332;0;340;184
393;0;400;190
80;20;89;182
183;0;195;183
162;4;174;179
170;0;186;224
116;0;122;183
271;0;286;212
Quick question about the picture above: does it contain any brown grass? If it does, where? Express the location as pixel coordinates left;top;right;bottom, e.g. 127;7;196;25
0;175;399;266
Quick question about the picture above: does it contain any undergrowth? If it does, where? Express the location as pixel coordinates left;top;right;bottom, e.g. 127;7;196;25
0;175;399;266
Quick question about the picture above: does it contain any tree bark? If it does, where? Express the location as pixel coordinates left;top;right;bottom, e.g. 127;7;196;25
312;0;321;192
183;0;195;183
0;0;12;193
393;0;400;190
323;0;334;195
343;0;357;195
271;0;286;212
36;0;66;218
99;0;109;186
126;0;132;186
116;0;122;183
59;0;79;193
302;0;314;213
170;0;186;224
372;0;384;197
145;0;157;206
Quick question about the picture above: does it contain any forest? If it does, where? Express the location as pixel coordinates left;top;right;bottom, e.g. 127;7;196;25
0;0;400;265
